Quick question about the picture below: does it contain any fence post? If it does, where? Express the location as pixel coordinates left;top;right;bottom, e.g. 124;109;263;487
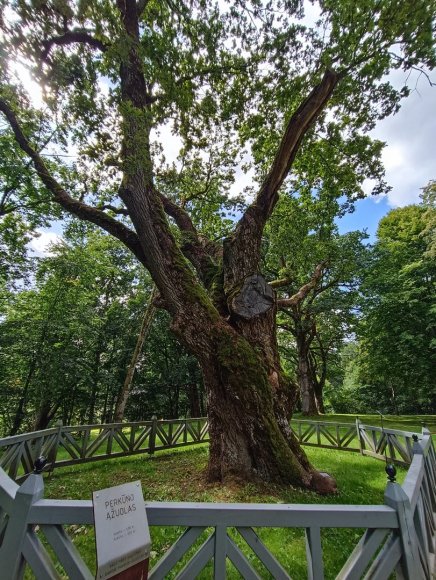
0;471;44;578
149;415;157;455
47;419;63;475
412;433;423;456
355;417;363;455
384;481;420;578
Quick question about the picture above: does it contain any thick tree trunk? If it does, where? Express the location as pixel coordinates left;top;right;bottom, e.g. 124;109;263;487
203;327;310;483
172;312;335;493
296;332;318;416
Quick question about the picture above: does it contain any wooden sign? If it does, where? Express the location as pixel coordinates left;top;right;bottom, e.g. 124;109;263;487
93;481;151;580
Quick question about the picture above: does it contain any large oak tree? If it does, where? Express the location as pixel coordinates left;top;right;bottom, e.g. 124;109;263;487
0;0;435;491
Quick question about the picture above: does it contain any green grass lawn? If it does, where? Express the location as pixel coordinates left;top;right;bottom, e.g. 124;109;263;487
40;442;409;580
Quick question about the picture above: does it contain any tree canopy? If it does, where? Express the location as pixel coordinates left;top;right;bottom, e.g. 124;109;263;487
356;204;436;413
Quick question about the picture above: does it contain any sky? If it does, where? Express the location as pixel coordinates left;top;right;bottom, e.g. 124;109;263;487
335;69;436;240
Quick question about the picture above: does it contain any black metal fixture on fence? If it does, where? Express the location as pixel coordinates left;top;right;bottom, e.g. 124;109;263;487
33;455;47;474
385;462;397;483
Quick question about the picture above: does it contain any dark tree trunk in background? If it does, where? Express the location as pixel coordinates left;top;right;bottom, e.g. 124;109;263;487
167;383;180;418
313;375;325;414
390;383;400;415
113;286;156;422
33;400;59;431
10;395;27;436
187;382;202;417
296;330;318;416
310;345;326;414
10;356;38;435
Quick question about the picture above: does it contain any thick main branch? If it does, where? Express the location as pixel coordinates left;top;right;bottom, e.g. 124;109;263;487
41;29;107;60
226;70;339;286
157;190;217;279
0;98;148;267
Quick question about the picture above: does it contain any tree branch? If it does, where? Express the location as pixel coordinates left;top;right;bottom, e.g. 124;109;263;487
270;277;292;289
0;98;148;267
41;29;107;60
226;70;340;285
277;322;297;337
157;190;218;281
249;69;338;225
277;262;326;308
158;191;197;236
98;203;129;216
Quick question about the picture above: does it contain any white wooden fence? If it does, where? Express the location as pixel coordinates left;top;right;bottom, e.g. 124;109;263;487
0;418;420;481
0;419;434;579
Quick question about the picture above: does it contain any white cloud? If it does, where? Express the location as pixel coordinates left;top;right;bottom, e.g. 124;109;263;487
371;70;436;208
151;122;183;167
28;230;63;257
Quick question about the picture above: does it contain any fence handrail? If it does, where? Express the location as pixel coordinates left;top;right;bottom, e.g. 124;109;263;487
0;418;420;446
0;427;60;447
27;497;399;528
0;417;212;448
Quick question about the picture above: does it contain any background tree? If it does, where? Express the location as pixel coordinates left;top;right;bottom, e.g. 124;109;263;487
265;195;367;415
0;0;435;489
125;308;204;421
337;204;436;415
421;180;436;258
0;231;145;433
113;285;157;422
0;99;61;302
0;228;203;435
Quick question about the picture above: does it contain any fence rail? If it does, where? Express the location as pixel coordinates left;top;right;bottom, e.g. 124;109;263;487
0;420;435;579
0;417;423;482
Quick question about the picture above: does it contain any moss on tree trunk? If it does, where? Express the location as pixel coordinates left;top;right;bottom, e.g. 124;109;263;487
189;322;336;493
